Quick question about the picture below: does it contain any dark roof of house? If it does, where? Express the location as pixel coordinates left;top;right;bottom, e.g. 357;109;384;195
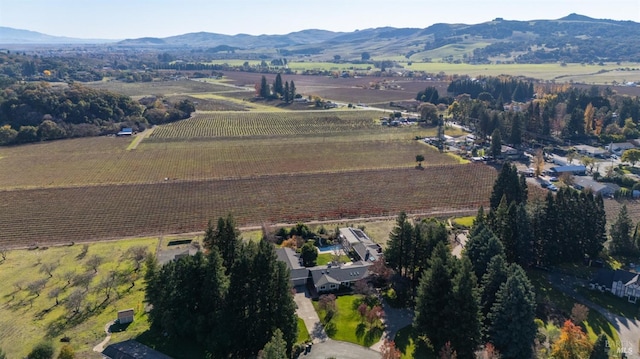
592;269;640;287
309;263;369;287
276;247;303;270
549;165;586;173
102;340;173;359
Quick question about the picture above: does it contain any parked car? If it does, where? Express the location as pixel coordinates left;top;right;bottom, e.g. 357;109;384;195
549;177;558;182
548;184;558;191
540;181;550;188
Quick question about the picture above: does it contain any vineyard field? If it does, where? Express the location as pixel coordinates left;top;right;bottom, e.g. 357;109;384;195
150;110;385;139
0;165;497;247
0;133;457;189
86;79;236;97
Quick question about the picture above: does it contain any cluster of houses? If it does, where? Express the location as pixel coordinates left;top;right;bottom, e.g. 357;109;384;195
276;227;382;296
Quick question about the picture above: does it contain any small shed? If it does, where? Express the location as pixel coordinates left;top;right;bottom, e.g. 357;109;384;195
117;308;134;324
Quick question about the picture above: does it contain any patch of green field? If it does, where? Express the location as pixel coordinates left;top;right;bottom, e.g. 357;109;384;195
297;317;311;344
452;216;475;228
0;238;158;359
316;253;350;266
313;295;383;347
241;229;264;243
86;79;233;97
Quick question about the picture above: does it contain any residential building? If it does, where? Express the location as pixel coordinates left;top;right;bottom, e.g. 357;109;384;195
590;269;640;303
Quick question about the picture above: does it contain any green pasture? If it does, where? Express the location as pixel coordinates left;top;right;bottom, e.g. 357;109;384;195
0;238;158;359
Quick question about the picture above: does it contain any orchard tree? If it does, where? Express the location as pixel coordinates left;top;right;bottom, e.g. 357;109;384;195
416;154;425;168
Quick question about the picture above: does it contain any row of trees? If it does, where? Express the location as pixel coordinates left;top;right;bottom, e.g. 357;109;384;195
145;215;297;358
485;163;607;266
257;74;297;103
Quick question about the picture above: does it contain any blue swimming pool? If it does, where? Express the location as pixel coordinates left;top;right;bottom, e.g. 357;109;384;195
318;244;343;253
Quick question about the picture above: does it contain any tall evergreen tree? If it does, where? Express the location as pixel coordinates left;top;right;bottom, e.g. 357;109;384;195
289;80;296;100
273;73;284;96
449;257;482;359
479;255;508;336
589;334;608;359
489;163;526;211
488;264;537;359
609;205;635;256
260;329;288;359
513;203;534;267
463;223;505;280
283;81;290;103
203;214;241;272
259;75;270;98
414;242;455;353
490;128;502;158
384;212;413;278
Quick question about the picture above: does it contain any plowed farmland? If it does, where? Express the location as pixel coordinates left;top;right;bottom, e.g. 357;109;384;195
0;165;497;247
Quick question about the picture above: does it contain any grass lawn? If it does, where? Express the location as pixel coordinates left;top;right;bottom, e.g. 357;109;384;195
297;317;311;344
316;252;350;266
528;270;619;344
394;325;434;359
452;216;475;228
313;294;383;347
0;238;158;359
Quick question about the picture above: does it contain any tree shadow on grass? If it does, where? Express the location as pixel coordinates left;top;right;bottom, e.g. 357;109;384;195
109;321;131;333
355;322;366;340
363;325;384;347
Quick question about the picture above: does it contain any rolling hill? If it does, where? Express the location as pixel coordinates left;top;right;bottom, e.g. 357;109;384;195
2;14;639;63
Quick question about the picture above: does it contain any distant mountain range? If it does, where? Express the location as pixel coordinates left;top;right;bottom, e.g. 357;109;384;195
2;14;640;63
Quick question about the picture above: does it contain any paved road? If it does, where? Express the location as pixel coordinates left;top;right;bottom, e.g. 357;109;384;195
548;272;640;358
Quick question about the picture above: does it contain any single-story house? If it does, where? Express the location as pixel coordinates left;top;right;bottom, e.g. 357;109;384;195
500;145;522;160
117;128;133;136
607;142;636;154
275;247;309;287
573;177;620;197
339;228;382;263
309;262;370;294
590;269;640;303
547;165;587;176
574;145;608;158
117;309;134;324
102;339;173;359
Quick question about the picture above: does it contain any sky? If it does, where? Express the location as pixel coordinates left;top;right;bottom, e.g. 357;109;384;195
1;0;639;40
